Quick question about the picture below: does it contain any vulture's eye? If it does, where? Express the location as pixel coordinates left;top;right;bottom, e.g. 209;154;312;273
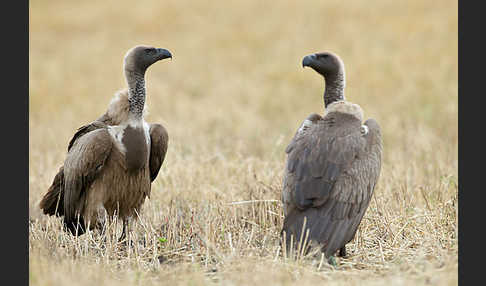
318;54;329;59
145;48;155;54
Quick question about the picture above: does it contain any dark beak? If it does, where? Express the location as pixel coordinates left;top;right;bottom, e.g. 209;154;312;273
302;54;316;68
157;48;172;60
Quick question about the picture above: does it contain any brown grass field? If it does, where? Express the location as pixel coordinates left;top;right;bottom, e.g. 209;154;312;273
29;0;458;285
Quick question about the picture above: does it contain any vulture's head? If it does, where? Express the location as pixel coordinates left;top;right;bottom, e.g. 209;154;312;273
302;51;344;78
124;45;172;74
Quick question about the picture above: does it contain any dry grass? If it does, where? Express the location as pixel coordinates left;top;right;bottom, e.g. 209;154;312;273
29;0;458;285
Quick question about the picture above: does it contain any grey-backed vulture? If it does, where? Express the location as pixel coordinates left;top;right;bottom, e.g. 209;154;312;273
281;51;383;262
39;45;172;239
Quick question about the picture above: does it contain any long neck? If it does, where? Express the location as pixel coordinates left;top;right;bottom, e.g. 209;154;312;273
125;70;146;119
323;69;345;107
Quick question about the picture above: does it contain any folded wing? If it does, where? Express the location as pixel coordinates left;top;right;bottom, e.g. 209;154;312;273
282;112;382;257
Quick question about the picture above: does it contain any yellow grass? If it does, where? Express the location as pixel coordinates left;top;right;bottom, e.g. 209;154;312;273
29;0;458;285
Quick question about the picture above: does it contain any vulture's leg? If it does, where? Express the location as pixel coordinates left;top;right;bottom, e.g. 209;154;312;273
118;219;129;243
338;246;347;257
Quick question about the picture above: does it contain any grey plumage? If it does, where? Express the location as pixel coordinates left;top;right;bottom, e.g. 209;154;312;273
39;45;172;236
281;51;383;259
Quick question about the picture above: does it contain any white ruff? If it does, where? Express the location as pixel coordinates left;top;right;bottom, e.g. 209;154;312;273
107;125;127;154
325;101;363;122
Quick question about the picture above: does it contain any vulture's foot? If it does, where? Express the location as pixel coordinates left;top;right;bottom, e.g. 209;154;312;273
118;232;127;244
328;255;337;267
118;238;134;248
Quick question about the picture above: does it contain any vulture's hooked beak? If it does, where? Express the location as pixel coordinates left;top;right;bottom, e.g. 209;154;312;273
157;48;173;61
302;54;316;68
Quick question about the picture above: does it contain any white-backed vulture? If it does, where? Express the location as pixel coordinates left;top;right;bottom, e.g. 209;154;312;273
281;52;383;262
39;45;172;239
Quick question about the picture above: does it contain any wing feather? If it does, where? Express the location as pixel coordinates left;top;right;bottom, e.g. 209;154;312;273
148;123;169;182
67;121;107;151
63;128;113;233
41;117;113;225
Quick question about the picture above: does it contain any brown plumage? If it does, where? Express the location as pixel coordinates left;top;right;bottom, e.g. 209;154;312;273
39;45;172;237
281;52;383;260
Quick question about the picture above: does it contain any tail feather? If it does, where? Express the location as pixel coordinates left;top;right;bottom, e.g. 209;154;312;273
39;166;65;216
39;166;86;236
281;206;349;258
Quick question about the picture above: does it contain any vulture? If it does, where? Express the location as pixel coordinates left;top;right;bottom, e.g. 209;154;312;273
281;51;383;262
39;45;172;239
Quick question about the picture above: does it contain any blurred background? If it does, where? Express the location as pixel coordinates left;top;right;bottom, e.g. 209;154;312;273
29;0;458;178
29;0;457;283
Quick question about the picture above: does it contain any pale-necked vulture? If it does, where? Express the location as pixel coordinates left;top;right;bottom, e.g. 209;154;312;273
39;45;172;239
281;51;383;262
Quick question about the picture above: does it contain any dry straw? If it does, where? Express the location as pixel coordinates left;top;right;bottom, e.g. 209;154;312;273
30;0;457;284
